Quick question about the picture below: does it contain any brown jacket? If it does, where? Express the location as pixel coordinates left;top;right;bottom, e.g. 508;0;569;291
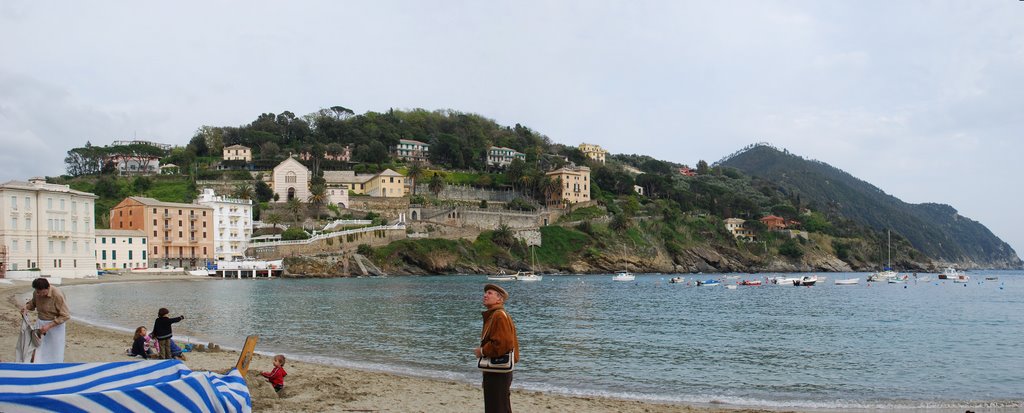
480;304;520;363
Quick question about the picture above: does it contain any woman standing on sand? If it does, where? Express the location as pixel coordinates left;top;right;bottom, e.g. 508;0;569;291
473;284;519;413
20;278;71;363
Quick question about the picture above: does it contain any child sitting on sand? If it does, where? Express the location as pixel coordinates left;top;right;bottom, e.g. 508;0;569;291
129;326;157;359
260;355;287;392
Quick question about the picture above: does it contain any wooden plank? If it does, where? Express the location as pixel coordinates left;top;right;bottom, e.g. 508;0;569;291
234;335;259;378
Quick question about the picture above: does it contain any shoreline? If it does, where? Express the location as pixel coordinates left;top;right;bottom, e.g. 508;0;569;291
0;274;799;412
4;274;989;413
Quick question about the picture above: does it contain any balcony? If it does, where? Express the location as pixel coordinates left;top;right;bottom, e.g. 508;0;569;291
162;212;170;219
189;214;198;221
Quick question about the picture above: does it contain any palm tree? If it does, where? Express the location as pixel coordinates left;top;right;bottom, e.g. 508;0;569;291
307;184;328;220
543;177;562;208
264;212;283;229
518;174;532;199
428;173;447;199
286;198;304;224
407;161;425;196
233;183;254;200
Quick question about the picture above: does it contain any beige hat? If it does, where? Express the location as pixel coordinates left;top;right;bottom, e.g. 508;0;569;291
484;283;509;301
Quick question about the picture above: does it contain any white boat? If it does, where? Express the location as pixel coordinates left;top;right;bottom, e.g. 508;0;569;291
515;271;543;282
188;269;212;276
669;276;684;284
725;285;738;290
834;278;859;285
938;266;965;280
487;271;517;281
793;275;818;286
768;276;801;286
869;231;899;282
612;271;635;282
951;274;970;283
696;279;720;287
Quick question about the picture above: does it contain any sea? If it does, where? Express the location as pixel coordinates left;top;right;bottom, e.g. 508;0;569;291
66;271;1023;412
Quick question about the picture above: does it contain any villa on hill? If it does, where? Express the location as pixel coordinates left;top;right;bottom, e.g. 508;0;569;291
545;165;591;208
395;139;430;163
578;143;608;164
724;218;756;241
223;144;252;162
486;146;526;168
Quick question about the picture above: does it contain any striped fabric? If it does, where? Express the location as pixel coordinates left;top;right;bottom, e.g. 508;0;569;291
0;360;251;413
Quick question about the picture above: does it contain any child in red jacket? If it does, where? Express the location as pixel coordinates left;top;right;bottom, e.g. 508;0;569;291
261;354;287;392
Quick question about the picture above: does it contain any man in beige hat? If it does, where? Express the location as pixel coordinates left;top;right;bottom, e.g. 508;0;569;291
473;284;519;413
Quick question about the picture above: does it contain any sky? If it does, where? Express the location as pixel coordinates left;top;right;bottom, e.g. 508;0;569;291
1;1;1022;259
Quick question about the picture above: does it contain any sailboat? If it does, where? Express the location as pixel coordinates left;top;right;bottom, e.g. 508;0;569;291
867;230;899;282
515;245;543;281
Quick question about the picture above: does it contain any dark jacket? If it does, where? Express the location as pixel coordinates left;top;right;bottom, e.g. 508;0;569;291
152;315;184;340
131;336;149;359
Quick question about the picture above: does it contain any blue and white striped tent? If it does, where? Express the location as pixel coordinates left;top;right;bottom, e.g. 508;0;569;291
0;360;251;413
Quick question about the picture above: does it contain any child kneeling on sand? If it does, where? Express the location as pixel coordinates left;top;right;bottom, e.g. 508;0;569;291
260;355;287;393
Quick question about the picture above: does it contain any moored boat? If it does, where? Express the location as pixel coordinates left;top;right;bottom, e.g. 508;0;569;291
739;279;762;286
612;271;635;282
696;279;720;287
515;271;543;282
669;276;684;284
793;275;818;286
769;276;801;286
487;271;517;281
834;278;859;285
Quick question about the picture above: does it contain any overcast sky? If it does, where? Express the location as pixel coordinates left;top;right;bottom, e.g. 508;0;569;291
2;1;1022;259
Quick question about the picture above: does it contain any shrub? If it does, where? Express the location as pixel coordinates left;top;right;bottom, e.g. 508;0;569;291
778;239;804;259
281;227;310;241
357;244;373;256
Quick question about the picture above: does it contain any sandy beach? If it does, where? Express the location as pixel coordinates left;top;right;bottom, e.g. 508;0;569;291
0;274;793;413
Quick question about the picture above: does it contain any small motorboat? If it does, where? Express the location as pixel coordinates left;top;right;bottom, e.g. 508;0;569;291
725;285;737;290
696;279;721;287
612;271;636;282
768;276;801;286
739;280;762;286
834;278;859;286
487;271;517;281
669;276;684;284
951;274;970;284
793;275;818;286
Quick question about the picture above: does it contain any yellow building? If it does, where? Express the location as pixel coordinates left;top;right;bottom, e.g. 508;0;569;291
223;144;252;162
545;165;591;208
324;169;407;198
578;143;608;164
724;218;756;241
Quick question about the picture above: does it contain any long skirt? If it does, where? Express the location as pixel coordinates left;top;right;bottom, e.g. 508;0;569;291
32;320;66;363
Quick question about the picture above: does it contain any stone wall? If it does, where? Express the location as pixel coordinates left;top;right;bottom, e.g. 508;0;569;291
247;227;407;259
413;206;560;230
344;196;411;220
414;184;524;202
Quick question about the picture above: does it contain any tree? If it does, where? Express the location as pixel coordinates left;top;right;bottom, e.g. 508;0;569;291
260;142;280;161
187;133;210;157
264;212;283;229
407;161;425;195
543;177;562;207
233;183;254;200
254;180;274;202
132;176;152;193
428;173;447;198
696;160;710;175
286;198;304;223
307;184;328;220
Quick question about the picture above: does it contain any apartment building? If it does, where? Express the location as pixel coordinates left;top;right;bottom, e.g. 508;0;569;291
196;188;252;261
109;197;214;269
324;169;407;198
486;146;526;167
95;229;148;270
578;143;609;164
0;178;98;278
724;218;756;241
545;165;591;208
395;139;430;163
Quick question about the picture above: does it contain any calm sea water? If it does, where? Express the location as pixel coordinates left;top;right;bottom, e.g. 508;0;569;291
68;271;1023;411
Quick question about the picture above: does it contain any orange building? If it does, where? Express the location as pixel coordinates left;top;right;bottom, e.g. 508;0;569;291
759;215;787;231
109;197;214;269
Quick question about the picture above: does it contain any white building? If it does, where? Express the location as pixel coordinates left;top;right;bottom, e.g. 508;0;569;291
0;177;98;278
196;188;252;261
487;146;526;168
271;157;311;203
95;229;148;270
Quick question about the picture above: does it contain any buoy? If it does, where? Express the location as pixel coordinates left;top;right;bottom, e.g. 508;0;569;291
903;285;907;289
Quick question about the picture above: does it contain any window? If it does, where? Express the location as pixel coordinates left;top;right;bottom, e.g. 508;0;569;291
25;197;30;208
11;240;17;252
142;251;147;260
72;241;77;252
60;199;65;210
102;251;106;260
128;251;132;259
10;217;15;228
61;241;65;253
48;241;54;253
142;238;146;244
153;219;157;225
153;246;158;254
102;237;106;244
10;196;15;209
128;238;132;244
72;201;76;212
25;217;30;230
47;198;52;209
26;240;31;251
112;251;116;260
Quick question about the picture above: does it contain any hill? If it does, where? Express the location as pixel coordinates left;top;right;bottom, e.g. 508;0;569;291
718;144;1022;269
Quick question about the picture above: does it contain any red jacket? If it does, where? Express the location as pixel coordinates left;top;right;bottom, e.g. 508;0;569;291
261;366;287;387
